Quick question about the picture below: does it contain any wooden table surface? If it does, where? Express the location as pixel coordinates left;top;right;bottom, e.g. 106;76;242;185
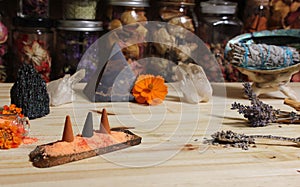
0;82;299;187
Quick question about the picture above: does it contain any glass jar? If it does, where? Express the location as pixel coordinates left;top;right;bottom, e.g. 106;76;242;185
198;0;246;82
198;0;243;44
148;0;198;79
0;14;8;82
12;17;53;82
103;0;149;70
63;0;99;20
0;113;30;137
269;0;300;30
150;0;197;49
105;0;149;30
54;20;104;79
18;0;50;18
243;0;269;32
154;0;197;32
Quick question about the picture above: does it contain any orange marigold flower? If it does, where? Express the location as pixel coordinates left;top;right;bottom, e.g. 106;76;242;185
132;74;168;105
1;104;23;117
3;105;9;111
0;121;23;149
9;104;16;111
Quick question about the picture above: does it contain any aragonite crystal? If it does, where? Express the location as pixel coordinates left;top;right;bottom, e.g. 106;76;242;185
10;63;50;119
175;62;212;104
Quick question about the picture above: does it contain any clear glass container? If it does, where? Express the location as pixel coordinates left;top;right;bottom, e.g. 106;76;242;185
0;13;8;82
63;0;99;20
103;0;149;64
12;17;53;82
18;0;50;18
145;0;202;82
105;0;149;30
0;114;30;137
243;0;269;32
198;0;243;44
198;0;246;82
269;0;300;30
54;20;104;79
154;0;197;32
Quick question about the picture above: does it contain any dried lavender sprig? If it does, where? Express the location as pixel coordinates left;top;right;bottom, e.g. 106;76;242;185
231;82;300;127
209;130;300;150
249;134;300;145
209;130;255;150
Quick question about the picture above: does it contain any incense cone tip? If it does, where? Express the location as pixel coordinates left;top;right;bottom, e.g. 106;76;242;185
82;112;94;137
62;115;74;142
100;108;111;134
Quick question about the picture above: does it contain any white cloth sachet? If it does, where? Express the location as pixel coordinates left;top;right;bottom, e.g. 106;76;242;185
47;69;85;106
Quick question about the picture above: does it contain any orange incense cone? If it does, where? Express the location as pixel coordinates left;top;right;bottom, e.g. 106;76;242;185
100;109;111;134
62;115;74;142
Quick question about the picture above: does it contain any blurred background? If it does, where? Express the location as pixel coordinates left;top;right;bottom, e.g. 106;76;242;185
0;0;299;83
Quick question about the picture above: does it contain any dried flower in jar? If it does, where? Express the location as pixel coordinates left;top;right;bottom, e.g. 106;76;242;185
22;40;51;82
19;0;49;18
63;0;98;20
244;0;269;32
120;10;147;25
107;7;148;61
160;8;185;21
269;0;300;29
0;21;8;44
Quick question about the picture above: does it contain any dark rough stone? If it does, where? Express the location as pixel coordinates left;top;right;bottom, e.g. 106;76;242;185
10;63;50;119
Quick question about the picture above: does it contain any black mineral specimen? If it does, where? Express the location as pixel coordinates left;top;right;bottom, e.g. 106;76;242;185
10;63;50;119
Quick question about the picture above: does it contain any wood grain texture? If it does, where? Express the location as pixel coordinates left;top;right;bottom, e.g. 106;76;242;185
0;82;300;187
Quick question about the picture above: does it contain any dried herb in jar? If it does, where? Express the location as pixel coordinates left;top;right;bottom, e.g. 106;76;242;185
63;0;98;20
19;0;49;18
244;0;269;32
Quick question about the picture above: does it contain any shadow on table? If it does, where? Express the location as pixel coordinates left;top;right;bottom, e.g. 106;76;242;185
212;114;250;128
212;83;286;100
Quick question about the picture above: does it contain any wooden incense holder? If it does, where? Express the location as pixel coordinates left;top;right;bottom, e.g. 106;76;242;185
29;109;141;168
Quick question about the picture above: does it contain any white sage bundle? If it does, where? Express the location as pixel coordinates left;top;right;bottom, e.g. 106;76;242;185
228;43;299;69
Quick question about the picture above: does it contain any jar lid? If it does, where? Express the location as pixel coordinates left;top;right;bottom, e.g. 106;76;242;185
13;17;53;28
56;20;103;31
159;0;195;6
108;0;149;7
200;0;237;14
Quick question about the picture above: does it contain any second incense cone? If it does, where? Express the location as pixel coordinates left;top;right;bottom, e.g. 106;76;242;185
100;109;111;134
62;115;74;142
82;112;94;137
